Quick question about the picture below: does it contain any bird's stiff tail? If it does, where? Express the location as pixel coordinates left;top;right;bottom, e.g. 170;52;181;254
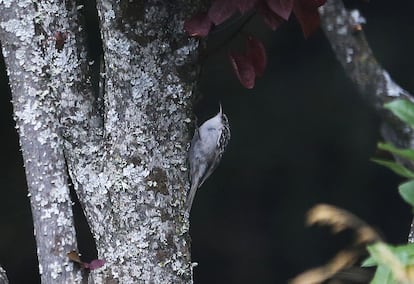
185;184;197;213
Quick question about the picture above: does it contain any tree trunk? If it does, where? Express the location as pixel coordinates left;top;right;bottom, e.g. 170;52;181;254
0;0;86;282
0;0;201;282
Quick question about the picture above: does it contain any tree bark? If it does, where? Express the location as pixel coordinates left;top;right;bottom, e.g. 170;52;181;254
78;1;200;282
0;0;88;282
0;0;201;283
319;0;414;242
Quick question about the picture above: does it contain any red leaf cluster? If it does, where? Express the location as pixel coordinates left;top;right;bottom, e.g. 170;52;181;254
184;0;325;38
229;37;267;89
184;0;326;88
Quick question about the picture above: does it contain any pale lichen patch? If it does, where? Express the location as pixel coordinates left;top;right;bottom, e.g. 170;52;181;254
350;9;366;25
49;261;62;279
0;18;34;42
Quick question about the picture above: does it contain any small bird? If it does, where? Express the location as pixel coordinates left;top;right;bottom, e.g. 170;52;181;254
186;104;231;212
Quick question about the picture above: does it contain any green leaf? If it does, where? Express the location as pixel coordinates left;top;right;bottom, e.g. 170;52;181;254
384;99;414;128
370;265;394;284
365;243;414;283
378;142;414;161
363;243;414;267
372;159;414;178
367;243;399;264
366;243;405;283
362;256;377;267
393;244;414;265
366;243;414;265
399;180;414;207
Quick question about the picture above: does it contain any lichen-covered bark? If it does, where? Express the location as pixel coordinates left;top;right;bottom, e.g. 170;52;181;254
319;1;414;242
0;0;86;282
1;0;202;281
80;1;200;282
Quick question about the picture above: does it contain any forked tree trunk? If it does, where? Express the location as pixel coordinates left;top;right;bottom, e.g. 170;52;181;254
0;0;202;283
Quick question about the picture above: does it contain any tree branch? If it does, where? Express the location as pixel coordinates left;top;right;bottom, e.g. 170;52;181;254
319;1;414;148
319;0;414;242
57;1;108;242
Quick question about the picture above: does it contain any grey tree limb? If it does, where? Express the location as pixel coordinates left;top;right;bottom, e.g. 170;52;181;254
0;1;85;282
319;1;414;242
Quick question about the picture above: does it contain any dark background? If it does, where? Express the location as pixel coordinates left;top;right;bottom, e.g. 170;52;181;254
1;1;413;283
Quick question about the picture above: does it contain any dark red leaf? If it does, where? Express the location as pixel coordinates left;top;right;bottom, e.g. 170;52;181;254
84;259;106;270
229;52;256;89
208;0;238;25
184;12;213;37
266;0;294;20
314;0;326;7
235;0;259;13
293;0;321;38
258;2;285;30
246;37;267;77
300;0;326;9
